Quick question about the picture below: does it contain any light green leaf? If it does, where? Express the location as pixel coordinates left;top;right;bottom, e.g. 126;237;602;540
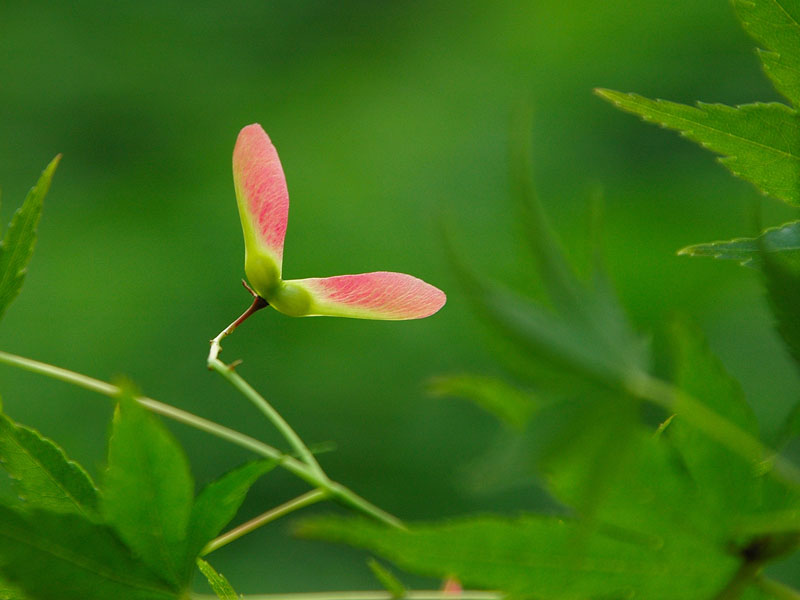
679;221;800;268
734;0;800;106
596;90;800;206
367;559;406;599
103;388;194;587
593;431;720;541
0;505;177;600
298;514;738;600
668;317;764;528
0;576;27;600
427;374;537;430
0;156;60;323
196;559;239;600
0;412;99;518
527;395;639;523
185;460;275;565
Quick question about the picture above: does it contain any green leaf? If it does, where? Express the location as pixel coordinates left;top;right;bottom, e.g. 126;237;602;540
367;559;406;599
509;106;586;315
679;221;800;268
298;514;738;600
0;412;99;518
750;577;800;599
529;395;640;522
596;90;800;206
427;373;537;430
679;222;800;369
668;317;764;528
473;281;645;390
760;239;800;369
196;558;239;600
447;112;647;396
0;577;27;600
0;505;177;600
734;0;800;106
103;388;194;587
0;156;60;323
593;431;720;541
509;110;648;382
185;460;275;564
776;399;800;445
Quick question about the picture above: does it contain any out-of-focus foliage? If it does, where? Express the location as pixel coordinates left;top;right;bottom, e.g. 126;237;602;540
301;2;800;595
2;0;800;594
303;168;800;598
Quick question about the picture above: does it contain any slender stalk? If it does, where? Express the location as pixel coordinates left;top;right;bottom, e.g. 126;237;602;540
208;288;326;480
208;358;327;480
208;288;267;364
202;489;327;556
191;592;503;600
0;349;403;529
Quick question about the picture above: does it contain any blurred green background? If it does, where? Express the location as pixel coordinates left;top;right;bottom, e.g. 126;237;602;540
2;0;799;593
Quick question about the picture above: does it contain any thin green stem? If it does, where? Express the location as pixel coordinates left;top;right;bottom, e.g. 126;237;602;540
202;489;327;556
208;291;326;480
192;592;503;600
624;371;800;490
756;576;800;600
208;357;327;480
0;349;403;529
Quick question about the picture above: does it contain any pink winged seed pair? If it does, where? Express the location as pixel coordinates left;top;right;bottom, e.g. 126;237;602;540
233;124;446;320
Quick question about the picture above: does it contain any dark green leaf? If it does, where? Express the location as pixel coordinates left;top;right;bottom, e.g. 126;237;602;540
474;281;645;390
668;317;764;527
749;577;800;599
679;221;800;268
185;460;275;565
776;399;800;445
509;109;648;381
0;412;99;518
509;106;586;314
678;222;800;370
0;156;60;323
0;505;177;600
196;559;239;600
734;0;800;106
761;239;800;369
427;373;537;430
103;388;194;587
367;559;406;599
596;90;800;206
298;514;738;600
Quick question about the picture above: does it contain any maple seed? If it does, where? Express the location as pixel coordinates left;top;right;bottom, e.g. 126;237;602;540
233;123;446;320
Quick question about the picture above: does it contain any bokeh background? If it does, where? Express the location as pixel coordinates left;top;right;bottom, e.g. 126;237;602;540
2;0;799;593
